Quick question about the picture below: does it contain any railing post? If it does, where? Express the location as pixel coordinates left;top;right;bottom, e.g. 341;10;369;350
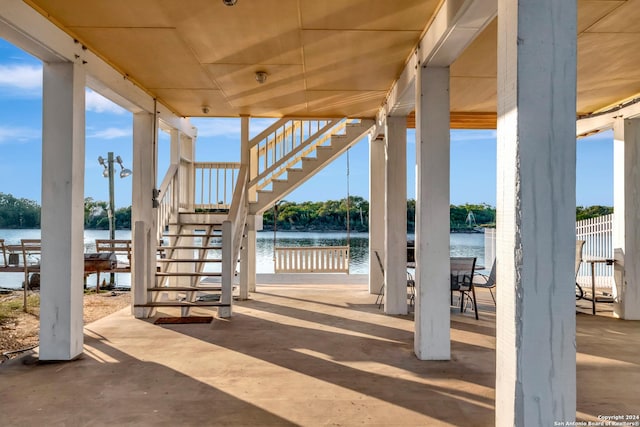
220;220;233;318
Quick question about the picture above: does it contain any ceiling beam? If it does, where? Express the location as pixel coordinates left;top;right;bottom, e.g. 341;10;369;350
0;0;196;138
577;98;640;138
375;0;497;133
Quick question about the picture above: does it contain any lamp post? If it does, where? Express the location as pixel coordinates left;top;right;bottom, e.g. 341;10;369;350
98;152;132;287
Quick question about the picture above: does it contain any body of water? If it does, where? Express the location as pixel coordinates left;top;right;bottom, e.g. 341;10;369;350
0;229;485;289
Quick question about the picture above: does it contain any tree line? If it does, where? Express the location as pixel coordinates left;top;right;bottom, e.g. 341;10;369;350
0;193;130;230
262;197;497;232
0;192;614;231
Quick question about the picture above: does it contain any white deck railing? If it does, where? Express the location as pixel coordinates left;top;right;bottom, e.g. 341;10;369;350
193;162;240;210
274;246;350;273
576;213;614;290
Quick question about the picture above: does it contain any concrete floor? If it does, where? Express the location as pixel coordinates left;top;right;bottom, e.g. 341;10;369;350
0;284;638;426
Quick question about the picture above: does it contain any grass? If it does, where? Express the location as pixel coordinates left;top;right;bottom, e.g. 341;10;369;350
0;294;40;323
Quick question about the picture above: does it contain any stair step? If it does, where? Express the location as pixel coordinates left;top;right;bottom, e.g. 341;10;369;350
134;302;229;308
162;233;222;238
169;226;222;230
156;258;222;263
147;286;222;292
155;272;222;277
159;245;222;250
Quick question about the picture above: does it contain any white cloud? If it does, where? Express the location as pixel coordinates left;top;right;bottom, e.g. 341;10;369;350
87;127;131;140
0;126;40;143
190;118;242;138
85;89;127;115
0;64;42;89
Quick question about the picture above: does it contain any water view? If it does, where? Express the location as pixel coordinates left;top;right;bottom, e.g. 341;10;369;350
0;229;485;289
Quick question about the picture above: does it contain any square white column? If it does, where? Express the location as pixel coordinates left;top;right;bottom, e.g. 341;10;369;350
39;61;86;361
613;118;640;319
384;116;407;315
240;215;257;299
369;135;385;294
496;0;577;424
131;112;157;318
414;66;450;360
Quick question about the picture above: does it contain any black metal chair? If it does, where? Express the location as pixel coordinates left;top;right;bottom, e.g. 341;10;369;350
450;257;478;319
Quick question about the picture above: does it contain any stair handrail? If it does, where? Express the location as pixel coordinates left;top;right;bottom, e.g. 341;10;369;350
253;119;353;190
156;163;180;241
248;119;343;189
221;165;249;315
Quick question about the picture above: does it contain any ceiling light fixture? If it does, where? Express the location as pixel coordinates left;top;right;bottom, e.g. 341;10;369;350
255;71;268;84
222;0;237;6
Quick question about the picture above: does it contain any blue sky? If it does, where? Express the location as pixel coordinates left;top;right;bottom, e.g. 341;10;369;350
0;38;613;208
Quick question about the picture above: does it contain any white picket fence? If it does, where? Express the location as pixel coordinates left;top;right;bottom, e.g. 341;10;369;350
483;214;614;291
576;213;613;290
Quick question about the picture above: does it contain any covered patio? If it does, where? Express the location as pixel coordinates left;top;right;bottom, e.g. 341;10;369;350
2;0;640;424
1;284;637;426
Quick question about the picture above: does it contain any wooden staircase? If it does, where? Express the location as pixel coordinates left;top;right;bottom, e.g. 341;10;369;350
134;212;235;317
139;117;373;318
249;119;374;215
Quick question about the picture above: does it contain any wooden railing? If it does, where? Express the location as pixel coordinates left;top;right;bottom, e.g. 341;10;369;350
248;118;343;192
576;213;614;290
156;163;180;241
220;165;249;317
193;162;240;210
274;246;350;273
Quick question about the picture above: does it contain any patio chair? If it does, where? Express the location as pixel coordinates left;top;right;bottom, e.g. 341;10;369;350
374;250;385;308
407;270;415;308
450;257;478;319
575;240;585;300
473;259;496;304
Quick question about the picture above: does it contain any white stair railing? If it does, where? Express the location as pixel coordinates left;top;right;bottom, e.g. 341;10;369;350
220;165;249;317
156;163;179;241
248;118;346;192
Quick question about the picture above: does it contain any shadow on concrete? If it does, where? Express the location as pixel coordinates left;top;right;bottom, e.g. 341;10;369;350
148;290;495;425
0;330;298;426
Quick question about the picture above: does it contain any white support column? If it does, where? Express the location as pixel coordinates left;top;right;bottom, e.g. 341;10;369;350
612;118;640;319
414;66;450;360
384;117;407;314
369;135;385;294
39;61;85;361
240;215;257;297
496;0;577;424
239;116;256;295
132;112;157;318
